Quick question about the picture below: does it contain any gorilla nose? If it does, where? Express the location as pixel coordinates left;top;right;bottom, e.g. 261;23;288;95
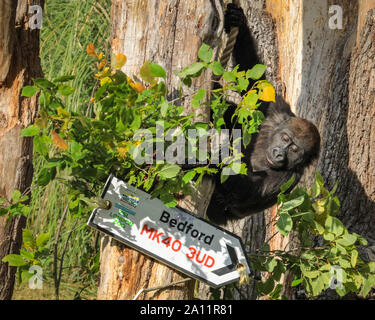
272;148;285;162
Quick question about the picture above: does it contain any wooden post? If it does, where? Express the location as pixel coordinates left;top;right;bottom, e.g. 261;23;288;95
0;0;43;300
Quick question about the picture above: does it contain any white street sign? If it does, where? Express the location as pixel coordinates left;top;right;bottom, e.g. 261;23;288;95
87;175;252;288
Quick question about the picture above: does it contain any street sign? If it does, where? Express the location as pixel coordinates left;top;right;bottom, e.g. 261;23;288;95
87;174;252;288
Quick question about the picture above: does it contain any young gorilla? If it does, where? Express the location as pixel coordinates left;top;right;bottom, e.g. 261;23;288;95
206;5;321;225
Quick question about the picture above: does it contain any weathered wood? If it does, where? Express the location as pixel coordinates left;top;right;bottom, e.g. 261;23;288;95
0;0;43;300
97;0;218;300
345;7;375;251
100;0;375;300
227;0;374;300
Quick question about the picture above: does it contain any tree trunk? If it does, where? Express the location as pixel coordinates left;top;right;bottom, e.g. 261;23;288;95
98;0;375;300
237;0;375;299
0;0;43;300
213;0;374;300
97;0;218;300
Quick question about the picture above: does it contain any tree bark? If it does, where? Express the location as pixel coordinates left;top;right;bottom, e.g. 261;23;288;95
222;0;375;300
97;0;218;300
0;0;43;300
98;0;375;300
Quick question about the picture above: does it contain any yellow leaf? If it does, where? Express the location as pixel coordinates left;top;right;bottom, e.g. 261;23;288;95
89;97;95;104
140;61;156;86
57;107;71;119
260;85;276;102
87;43;97;58
35;110;48;129
95;67;111;80
51;130;68;151
114;53;127;69
100;76;112;86
130;81;146;93
116;146;129;159
98;59;107;70
98;52;104;60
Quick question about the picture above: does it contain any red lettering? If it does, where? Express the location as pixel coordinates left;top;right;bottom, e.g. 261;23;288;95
162;236;172;247
204;256;215;268
140;224;154;239
152;230;164;243
195;251;207;263
171;240;182;252
186;247;196;259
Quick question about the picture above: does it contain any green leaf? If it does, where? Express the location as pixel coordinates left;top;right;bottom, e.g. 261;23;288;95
257;277;275;295
182;171;196;184
37;167;56;187
158;164;181;180
336;233;357;247
21;125;40;137
209;61;225;75
22;229;36;251
315;171;324;186
243;91;259;108
58;84;75;96
70;141;85;162
33;78;55;90
20;249;34;260
2;254;28;267
361;276;374;297
291;278;303;287
313;221;325;235
12;190;22;202
265;257;278;273
94;82;109;100
53;75;76;83
36;233;50;247
160;100;169;117
246;64;267;80
223;71;236;82
276;212;293;237
312;178;321;198
185;62;205;76
198;43;213;63
22;86;39;97
220;170;229;184
149;62;166;78
160;192;178;207
21;270;34;284
323;231;335;241
280;175;295;193
310;276;325;296
140;61;157;85
243;127;252;148
34;135;52;157
192;89;206;108
325;216;344;237
281;195;305;211
238;78;249;92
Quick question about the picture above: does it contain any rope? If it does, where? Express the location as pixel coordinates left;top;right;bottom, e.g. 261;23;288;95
219;0;241;71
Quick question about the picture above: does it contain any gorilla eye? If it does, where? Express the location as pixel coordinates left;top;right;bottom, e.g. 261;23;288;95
290;144;298;152
282;134;290;143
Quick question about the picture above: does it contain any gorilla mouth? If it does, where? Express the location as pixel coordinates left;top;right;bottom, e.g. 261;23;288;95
266;155;275;166
267;155;283;169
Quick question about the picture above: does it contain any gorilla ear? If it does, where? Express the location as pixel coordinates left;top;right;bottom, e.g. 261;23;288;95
267;96;295;125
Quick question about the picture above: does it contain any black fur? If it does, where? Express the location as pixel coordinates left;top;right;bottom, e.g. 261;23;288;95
206;5;320;225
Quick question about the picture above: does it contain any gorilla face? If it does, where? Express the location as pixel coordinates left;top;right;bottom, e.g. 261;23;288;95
266;121;306;170
250;108;321;175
